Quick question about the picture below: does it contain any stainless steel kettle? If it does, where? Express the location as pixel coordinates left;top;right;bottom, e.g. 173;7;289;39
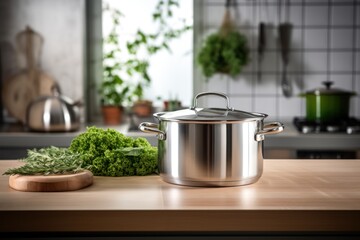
26;84;81;132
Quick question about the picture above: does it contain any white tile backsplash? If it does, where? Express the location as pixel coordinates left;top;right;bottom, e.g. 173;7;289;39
262;52;279;72
304;29;328;49
330;29;353;49
278;96;303;119
291;29;303;50
289;6;303;26
230;96;253;112
263;3;281;26
329;74;354;91
254;74;278;95
330;51;353;72
285;74;304;96
254;97;277;117
228;75;253;95
303;74;328;91
331;6;354;26
205;74;229;94
231;4;253;27
238;26;256;49
355;75;360;116
304;6;329;26
205;5;226;29
351;96;359;117
355;74;360;95
303;52;328;72
288;51;303;72
195;0;360;119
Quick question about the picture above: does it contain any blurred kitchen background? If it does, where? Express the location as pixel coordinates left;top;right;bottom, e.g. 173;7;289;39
196;0;359;119
0;0;359;159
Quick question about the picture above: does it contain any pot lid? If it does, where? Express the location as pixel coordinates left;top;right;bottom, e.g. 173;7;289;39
154;92;267;122
306;81;354;96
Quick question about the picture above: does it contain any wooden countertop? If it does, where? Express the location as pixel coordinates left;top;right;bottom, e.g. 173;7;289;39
1;160;360;234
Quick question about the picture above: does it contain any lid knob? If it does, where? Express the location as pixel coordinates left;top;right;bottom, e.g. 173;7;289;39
322;81;333;89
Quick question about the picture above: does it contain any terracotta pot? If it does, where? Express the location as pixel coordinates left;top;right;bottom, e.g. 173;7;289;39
163;100;181;111
133;100;152;117
101;106;123;125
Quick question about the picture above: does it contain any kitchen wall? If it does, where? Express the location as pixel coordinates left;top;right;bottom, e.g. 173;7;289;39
194;0;360;121
0;0;86;121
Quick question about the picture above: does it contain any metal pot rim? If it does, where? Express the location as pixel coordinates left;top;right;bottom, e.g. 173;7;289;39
153;108;268;123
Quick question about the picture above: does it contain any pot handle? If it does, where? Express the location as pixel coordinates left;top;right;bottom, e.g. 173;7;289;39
255;122;284;141
138;122;166;140
190;92;234;111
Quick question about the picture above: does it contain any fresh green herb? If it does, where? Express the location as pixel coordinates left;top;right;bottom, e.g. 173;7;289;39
3;146;90;176
69;126;157;176
197;31;250;78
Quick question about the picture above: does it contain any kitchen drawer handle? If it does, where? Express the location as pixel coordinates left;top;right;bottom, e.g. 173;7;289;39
138;122;166;140
255;122;284;141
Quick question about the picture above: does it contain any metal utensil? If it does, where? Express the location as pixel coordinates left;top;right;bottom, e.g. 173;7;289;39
278;0;292;97
26;84;81;132
279;23;292;97
258;22;266;82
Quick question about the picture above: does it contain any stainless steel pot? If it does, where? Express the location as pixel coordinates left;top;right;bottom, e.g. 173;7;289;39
26;84;81;132
139;92;284;187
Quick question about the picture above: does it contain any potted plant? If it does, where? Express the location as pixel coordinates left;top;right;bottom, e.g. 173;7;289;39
101;0;191;118
100;6;130;125
99;75;130;125
197;0;250;79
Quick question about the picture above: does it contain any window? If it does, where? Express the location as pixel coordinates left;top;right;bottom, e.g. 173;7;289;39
102;0;193;108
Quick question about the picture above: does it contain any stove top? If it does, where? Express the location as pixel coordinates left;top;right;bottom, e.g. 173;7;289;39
293;117;360;134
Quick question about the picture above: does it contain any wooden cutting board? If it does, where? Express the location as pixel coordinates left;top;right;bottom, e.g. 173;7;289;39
2;70;56;123
8;170;93;192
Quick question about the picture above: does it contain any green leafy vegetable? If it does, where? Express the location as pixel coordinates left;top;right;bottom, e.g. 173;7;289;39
197;31;250;78
69;126;157;176
3;146;90;176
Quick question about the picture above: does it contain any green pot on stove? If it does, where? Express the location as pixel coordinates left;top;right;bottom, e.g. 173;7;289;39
300;81;356;123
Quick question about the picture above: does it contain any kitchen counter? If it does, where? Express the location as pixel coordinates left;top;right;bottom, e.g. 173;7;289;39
1;159;360;237
1;121;360;149
264;122;360;150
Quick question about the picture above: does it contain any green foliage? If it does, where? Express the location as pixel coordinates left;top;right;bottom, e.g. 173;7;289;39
3;146;91;176
69;126;158;176
4;128;157;177
197;31;250;79
101;5;130;106
101;0;192;105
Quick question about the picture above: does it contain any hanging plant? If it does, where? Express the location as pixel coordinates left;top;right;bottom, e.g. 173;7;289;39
197;0;250;79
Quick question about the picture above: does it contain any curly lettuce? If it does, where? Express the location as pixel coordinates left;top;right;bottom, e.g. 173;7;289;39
69;126;157;176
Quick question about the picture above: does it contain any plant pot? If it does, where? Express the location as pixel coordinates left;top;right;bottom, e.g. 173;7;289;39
101;106;123;125
133;100;152;117
163;100;181;111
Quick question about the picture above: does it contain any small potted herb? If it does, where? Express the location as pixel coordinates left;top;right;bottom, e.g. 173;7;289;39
99;75;130;125
100;6;129;125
